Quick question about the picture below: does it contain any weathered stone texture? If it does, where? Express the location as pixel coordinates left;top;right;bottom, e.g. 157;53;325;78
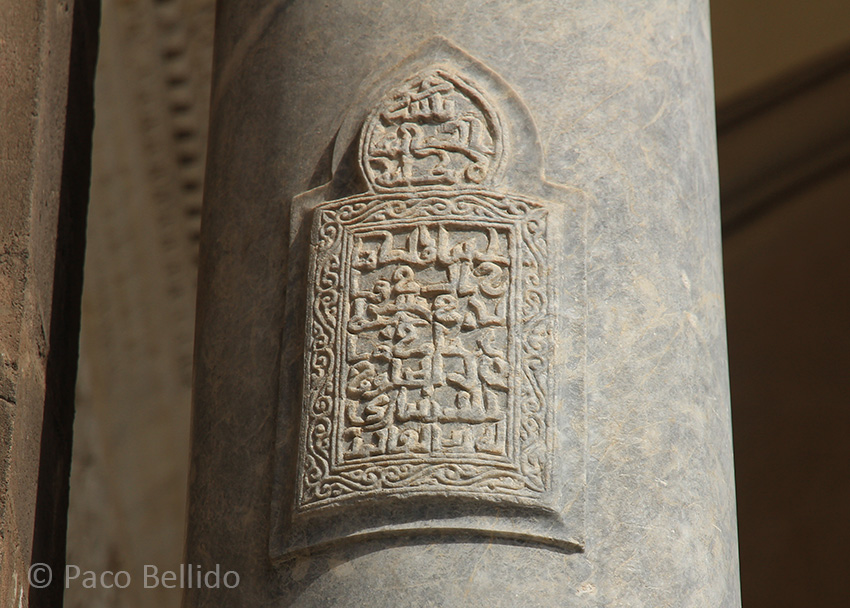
0;1;98;606
186;1;739;606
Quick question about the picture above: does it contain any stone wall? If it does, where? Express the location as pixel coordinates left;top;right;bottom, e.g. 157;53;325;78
0;1;98;606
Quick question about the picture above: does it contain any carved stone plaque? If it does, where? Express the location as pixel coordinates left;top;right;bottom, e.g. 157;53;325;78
301;191;551;511
273;40;584;558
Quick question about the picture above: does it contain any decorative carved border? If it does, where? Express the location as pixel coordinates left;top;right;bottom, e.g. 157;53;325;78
296;191;553;511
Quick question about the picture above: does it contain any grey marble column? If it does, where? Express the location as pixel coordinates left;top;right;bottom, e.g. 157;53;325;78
185;1;740;606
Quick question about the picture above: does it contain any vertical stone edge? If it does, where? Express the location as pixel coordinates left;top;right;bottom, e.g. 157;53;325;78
29;2;101;607
0;1;100;606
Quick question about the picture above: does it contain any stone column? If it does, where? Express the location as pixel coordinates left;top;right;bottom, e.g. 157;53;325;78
185;1;740;606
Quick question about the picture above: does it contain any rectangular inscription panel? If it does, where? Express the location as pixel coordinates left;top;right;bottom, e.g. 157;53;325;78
342;224;513;463
272;55;585;560
296;193;552;512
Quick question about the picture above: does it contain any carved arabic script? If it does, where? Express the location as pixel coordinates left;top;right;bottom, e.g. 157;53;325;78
361;69;503;189
345;224;511;460
297;193;552;511
295;67;554;513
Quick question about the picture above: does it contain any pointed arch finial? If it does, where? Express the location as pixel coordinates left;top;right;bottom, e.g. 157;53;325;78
360;67;505;191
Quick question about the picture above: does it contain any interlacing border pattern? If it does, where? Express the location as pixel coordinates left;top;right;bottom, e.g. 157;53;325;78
296;191;553;511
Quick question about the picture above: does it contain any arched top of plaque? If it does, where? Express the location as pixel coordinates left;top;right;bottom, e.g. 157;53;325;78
324;37;549;198
273;38;586;561
359;68;505;191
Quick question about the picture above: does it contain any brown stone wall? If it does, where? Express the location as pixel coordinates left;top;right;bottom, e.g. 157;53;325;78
0;1;98;606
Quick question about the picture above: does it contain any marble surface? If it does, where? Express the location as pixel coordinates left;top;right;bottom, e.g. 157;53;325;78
185;1;740;606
